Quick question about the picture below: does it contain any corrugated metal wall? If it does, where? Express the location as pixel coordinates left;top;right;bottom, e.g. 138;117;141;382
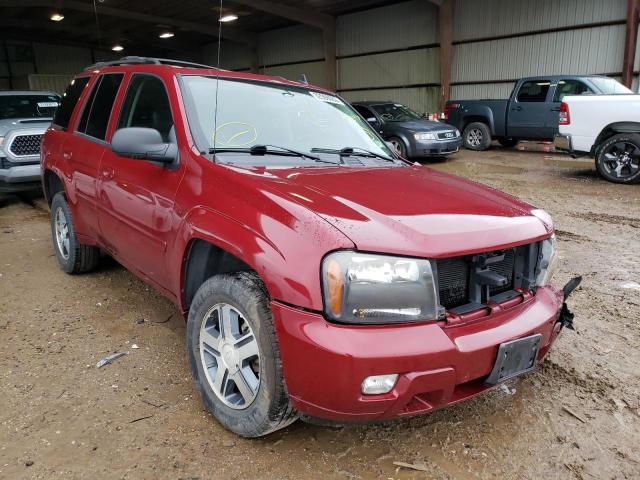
454;0;627;41
0;40;121;92
337;0;438;55
452;0;632;99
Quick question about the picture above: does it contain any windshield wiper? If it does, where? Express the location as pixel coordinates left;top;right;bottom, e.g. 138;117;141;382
311;146;396;163
209;144;339;165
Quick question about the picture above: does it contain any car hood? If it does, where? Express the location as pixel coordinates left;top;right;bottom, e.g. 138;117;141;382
390;119;454;132
226;164;551;258
0;117;52;136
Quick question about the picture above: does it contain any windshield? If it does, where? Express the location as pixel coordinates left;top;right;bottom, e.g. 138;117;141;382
0;94;60;120
590;77;633;94
371;103;422;122
181;75;394;165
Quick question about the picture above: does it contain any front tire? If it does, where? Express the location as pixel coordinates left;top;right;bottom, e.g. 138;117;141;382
187;272;297;437
388;136;408;158
595;133;640;184
50;193;100;273
463;122;492;151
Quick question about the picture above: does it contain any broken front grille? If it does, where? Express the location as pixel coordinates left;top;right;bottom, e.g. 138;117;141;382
9;134;42;157
435;243;538;312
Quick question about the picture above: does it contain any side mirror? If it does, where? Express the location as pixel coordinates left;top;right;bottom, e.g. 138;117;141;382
112;127;177;164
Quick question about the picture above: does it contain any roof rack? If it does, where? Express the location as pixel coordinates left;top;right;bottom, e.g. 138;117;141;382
86;56;217;70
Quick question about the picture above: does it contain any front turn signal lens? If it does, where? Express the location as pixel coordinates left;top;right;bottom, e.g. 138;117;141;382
326;258;344;317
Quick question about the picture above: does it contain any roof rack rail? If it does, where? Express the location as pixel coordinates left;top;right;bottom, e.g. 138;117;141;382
86;56;217;70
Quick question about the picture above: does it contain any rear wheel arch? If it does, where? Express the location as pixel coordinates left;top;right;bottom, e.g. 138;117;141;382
594;122;640;153
461;115;492;134
43;169;65;206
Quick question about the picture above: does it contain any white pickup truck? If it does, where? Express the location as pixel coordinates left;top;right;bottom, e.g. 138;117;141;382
554;94;640;184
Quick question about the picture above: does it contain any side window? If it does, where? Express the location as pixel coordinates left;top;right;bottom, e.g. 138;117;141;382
354;105;374;120
516;80;551;102
118;75;174;142
77;74;124;141
553;79;592;102
53;76;90;130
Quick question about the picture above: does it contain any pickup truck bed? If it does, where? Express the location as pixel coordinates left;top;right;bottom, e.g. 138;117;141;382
554;94;640;184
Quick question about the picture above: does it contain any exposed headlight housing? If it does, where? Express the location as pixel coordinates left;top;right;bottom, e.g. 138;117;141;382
414;132;436;141
321;251;440;324
535;235;558;286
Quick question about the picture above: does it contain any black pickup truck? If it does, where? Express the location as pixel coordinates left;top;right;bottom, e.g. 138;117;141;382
445;75;632;151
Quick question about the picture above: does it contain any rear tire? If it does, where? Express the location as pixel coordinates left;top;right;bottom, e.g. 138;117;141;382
186;272;297;437
50;193;100;273
498;137;519;148
463;122;492;151
595;133;640;184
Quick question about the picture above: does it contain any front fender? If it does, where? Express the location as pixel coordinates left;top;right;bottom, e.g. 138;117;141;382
174;201;353;313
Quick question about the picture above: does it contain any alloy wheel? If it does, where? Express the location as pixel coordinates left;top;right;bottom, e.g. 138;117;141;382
199;303;261;409
54;207;70;260
602;141;640;180
467;128;483;147
389;139;403;155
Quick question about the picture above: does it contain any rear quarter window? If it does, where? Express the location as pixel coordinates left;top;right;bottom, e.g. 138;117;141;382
53;76;90;130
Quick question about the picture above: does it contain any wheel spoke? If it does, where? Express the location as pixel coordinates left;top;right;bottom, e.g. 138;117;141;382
235;334;258;362
233;370;256;402
614;163;625;177
213;364;229;394
201;328;222;355
219;305;236;340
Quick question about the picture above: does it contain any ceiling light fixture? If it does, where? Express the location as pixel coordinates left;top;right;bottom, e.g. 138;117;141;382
159;32;175;39
219;13;238;22
111;45;124;52
50;12;64;21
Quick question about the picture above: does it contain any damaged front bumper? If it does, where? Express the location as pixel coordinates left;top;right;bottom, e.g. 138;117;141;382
557;276;582;331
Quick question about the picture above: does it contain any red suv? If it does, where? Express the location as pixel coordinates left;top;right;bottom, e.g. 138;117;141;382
41;57;577;437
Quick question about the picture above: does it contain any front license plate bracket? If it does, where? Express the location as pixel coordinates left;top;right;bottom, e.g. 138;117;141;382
485;333;542;385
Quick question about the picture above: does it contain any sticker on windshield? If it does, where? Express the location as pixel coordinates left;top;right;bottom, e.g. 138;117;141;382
309;91;342;104
37;102;59;108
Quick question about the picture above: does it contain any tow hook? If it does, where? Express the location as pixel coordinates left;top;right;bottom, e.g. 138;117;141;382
558;276;582;331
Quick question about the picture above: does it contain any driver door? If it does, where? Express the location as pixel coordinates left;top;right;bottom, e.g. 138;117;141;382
98;74;185;291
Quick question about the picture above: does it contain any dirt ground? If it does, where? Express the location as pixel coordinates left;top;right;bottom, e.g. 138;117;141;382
1;146;639;480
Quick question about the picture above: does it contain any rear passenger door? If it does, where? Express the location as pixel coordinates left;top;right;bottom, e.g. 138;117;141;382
60;73;123;240
97;74;184;292
507;79;552;139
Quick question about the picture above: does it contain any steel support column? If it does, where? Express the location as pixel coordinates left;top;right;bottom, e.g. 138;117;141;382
438;0;453;112
623;0;640;88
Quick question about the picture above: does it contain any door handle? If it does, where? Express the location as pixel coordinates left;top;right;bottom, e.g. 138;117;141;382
101;168;114;180
62;151;72;160
511;106;523;112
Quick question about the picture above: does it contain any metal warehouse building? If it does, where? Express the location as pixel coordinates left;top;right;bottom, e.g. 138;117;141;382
2;0;638;113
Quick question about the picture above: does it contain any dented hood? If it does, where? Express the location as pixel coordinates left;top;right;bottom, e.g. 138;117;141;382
229;164;552;258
